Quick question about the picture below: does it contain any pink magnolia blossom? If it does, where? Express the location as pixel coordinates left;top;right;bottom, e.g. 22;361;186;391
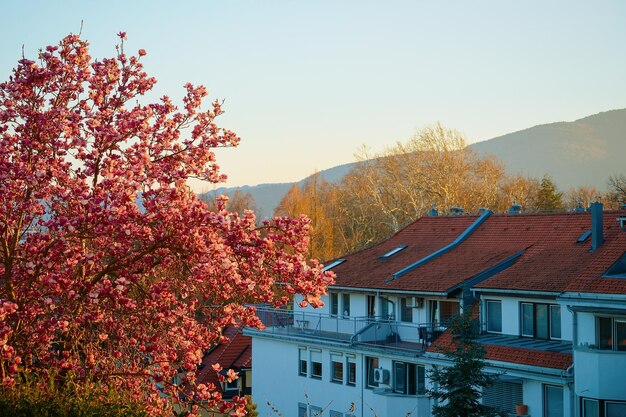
0;33;333;416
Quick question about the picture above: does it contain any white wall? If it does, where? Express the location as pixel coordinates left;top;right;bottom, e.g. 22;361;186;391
252;336;431;417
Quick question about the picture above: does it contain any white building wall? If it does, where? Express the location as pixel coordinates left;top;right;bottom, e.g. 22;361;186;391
251;336;432;417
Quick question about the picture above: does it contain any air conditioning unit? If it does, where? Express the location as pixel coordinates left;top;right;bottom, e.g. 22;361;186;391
373;367;389;384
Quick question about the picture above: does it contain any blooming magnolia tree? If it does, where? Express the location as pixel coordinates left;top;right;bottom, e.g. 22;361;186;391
0;33;333;415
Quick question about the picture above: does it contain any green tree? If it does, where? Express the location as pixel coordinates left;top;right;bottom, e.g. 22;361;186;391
427;311;504;417
244;395;259;417
533;174;563;211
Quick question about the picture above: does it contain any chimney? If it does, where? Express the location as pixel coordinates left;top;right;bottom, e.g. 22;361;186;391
509;203;522;214
591;202;604;251
450;206;465;216
428;203;438;216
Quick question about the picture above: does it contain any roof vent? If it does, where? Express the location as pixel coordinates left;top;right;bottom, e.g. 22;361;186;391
621;204;626;210
379;245;408;259
509;203;522;214
323;259;345;271
428;203;438;216
478;207;488;213
449;206;464;215
574;201;585;213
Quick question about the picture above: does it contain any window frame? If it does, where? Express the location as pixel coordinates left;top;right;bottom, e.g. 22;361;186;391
519;302;561;340
400;297;413;323
347;359;356;386
543;384;564;417
331;359;343;383
366;356;379;388
596;316;626;351
330;292;339;317
311;360;322;379
486;300;502;333
342;293;351;317
298;348;308;377
392;361;426;396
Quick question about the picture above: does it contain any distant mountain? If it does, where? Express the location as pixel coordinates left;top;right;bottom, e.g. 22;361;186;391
203;108;626;218
472;109;626;189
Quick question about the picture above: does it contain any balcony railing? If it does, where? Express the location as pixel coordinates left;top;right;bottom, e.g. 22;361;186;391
252;306;447;353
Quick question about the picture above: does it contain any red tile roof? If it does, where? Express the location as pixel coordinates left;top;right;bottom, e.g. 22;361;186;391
195;327;251;392
328;210;626;295
428;329;573;370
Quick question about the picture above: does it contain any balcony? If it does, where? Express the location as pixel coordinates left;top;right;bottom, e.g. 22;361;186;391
251;307;446;354
574;345;626;399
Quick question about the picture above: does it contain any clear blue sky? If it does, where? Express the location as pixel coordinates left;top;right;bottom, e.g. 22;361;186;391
2;1;625;191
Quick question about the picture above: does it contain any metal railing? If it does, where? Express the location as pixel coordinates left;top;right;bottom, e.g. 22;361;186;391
252;306;448;351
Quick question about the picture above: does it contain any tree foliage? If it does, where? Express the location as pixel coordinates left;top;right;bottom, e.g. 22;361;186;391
275;124;546;259
427;311;504;417
607;174;626;208
532;174;563;211
0;33;332;416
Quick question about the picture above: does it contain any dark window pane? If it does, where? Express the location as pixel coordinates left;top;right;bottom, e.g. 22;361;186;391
487;301;502;332
417;365;426;395
440;301;459;324
606;402;626;417
348;362;356;385
521;303;534;336
342;294;350;317
367;296;376;319
400;298;413;322
582;399;599;417
544;385;563;417
394;362;406;394
312;361;322;378
407;363;416;395
332;361;343;382
598;317;613;349
550;305;561;339
536;304;549;339
299;359;307;376
366;357;379;387
330;293;338;316
615;321;626;351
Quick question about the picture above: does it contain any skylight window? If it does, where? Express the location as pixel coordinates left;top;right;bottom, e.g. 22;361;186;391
323;259;346;271
603;252;626;279
379;245;408;259
577;230;592;243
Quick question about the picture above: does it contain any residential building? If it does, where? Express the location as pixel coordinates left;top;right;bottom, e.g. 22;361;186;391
246;203;626;417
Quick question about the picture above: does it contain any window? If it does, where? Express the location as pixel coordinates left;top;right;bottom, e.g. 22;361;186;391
367;295;376;319
332;359;343;383
597;317;626;351
380;245;407;259
299;349;308;376
544;385;564;417
606;401;626;417
482;381;523;415
440;301;460;324
309;406;322;417
323;259;345;271
298;403;308;417
311;350;322;379
330;411;343;417
520;303;561;340
486;300;502;333
603;251;626;278
582;398;599;417
225;378;238;391
366;356;379;388
347;360;356;385
400;297;413;323
342;293;351;317
393;362;425;395
330;292;339;316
